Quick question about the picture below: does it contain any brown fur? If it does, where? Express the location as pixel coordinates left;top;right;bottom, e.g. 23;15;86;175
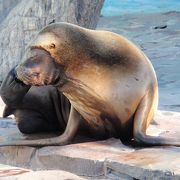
1;22;179;146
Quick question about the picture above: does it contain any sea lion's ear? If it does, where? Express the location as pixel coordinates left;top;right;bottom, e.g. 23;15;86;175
49;43;56;49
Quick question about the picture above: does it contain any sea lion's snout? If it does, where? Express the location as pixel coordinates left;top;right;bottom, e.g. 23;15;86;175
16;65;41;85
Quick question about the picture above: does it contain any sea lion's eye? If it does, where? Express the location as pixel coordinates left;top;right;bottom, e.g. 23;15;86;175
49;43;55;49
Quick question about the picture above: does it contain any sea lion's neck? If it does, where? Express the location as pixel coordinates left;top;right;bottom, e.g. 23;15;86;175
57;70;89;93
57;63;110;104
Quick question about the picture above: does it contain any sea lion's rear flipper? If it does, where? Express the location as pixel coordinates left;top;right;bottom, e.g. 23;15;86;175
133;87;180;146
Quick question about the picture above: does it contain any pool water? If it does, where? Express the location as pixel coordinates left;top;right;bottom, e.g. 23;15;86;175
101;0;180;16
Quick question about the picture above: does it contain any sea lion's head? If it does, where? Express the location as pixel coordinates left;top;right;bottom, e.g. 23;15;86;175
16;47;65;86
16;23;92;87
16;24;69;87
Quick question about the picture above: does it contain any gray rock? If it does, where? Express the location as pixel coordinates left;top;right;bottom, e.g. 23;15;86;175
105;147;180;180
0;137;133;177
0;136;179;179
0;0;20;23
0;0;104;82
0;165;85;180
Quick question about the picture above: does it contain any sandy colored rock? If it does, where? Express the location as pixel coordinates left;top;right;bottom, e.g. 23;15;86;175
1;169;85;180
0;137;179;179
0;164;31;178
30;138;133;177
105;147;180;179
0;137;133;177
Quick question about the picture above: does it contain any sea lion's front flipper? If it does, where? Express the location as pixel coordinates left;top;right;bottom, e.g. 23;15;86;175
0;106;81;147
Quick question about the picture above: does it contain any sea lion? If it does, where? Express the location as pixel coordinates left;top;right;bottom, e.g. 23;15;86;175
1;22;179;146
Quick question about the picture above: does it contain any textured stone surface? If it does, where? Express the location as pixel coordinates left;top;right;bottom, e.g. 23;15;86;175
0;0;104;82
0;0;20;23
30;139;133;177
0;146;36;168
0;137;133;177
105;147;180;179
0;164;31;178
0;164;85;180
0;138;179;179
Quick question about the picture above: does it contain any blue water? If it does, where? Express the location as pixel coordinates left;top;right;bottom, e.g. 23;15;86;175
101;0;180;16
